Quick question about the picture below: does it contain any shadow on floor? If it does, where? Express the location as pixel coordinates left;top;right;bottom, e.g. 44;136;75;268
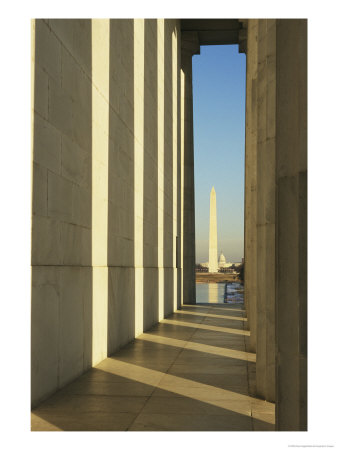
32;367;274;431
31;304;275;431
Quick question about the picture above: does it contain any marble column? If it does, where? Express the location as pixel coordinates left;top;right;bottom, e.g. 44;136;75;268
244;19;258;351
244;18;307;429
275;19;307;431
208;187;218;273
256;19;276;403
181;31;199;304
244;19;277;403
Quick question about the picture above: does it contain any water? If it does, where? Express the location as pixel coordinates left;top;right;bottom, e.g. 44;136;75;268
196;282;244;304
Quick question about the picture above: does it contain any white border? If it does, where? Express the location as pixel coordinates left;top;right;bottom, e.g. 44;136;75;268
1;1;337;448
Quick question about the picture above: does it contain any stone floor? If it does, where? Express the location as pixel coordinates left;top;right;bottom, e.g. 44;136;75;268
31;303;275;431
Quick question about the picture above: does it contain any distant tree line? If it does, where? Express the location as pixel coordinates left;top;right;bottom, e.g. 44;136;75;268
195;264;208;272
236;263;244;281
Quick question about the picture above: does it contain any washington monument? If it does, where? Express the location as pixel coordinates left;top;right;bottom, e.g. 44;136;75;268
209;186;218;273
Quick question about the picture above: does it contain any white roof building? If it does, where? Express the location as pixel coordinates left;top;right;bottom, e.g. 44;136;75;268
218;251;226;268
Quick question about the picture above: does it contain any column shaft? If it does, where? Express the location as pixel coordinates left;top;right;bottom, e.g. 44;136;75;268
181;35;199;304
256;19;276;403
275;19;307;431
181;53;196;304
244;19;258;351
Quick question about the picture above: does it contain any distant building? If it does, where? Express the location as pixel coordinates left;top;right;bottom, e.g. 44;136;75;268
218;251;226;268
198;249;243;272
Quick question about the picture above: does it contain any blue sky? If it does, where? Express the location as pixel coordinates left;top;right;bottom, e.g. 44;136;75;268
192;45;246;263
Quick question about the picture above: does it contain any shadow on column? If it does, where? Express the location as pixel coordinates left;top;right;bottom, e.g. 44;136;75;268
107;19;135;354
143;19;159;330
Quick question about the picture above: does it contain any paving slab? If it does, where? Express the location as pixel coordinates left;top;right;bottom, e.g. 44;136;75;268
31;303;275;431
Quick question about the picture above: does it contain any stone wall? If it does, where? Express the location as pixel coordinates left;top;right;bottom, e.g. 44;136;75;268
31;18;183;407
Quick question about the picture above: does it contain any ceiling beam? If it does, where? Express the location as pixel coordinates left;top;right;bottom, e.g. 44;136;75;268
181;19;242;45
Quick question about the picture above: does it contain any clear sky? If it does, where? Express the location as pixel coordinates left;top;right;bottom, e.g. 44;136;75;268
192;45;246;263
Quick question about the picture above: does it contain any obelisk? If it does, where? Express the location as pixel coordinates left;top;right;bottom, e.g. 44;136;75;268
208;186;218;273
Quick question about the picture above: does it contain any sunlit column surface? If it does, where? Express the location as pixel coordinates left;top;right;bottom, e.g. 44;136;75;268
172;27;178;311
157;19;165;321
31;20;35;179
91;19;110;365
180;68;185;308
134;19;145;336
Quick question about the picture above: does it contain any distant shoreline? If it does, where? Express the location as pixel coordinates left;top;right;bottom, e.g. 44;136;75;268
195;272;243;284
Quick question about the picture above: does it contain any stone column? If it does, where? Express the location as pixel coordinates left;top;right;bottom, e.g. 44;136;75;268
275;19;307;431
245;18;307;428
181;31;199;304
256;19;276;403
245;19;277;403
244;20;258;351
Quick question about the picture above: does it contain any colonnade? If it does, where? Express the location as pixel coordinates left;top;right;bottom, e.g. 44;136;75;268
31;18;307;431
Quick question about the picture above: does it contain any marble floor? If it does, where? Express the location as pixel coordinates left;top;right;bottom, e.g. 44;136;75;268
31;303;275;431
